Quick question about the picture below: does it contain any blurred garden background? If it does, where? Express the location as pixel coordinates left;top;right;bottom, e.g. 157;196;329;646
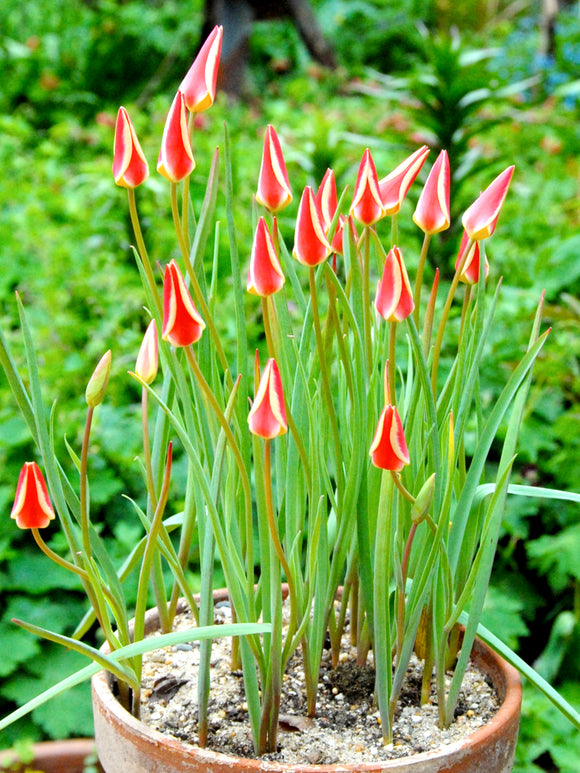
0;0;579;769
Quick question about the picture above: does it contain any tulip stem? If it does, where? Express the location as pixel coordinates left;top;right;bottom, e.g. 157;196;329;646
421;269;439;356
182;175;191;249
170;184;230;375
264;440;297;649
430;237;475;396
32;527;88;580
390;471;416;504
309;267;343;497
395;521;418;667
458;286;472;347
141;388;157;511
133;444;173;684
260;296;311;489
361;227;373;376
391;214;399;247
413;233;432;326
184;346;253;533
261;296;277;361
388;322;397;405
80;406;94;560
31;528;128;650
374;472;394;744
127;189;162;319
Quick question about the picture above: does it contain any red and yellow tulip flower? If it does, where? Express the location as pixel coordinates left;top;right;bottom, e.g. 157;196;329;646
350;149;385;226
412;149;450;234
456;231;489;285
316;168;338;234
379;145;430;216
369;404;410;471
247;217;285;297
293;186;333;267
462;165;515;240
256;125;293;213
375;246;414;322
179;25;223;113
11;462;55;530
162;260;205;347
112;107;149;188
248;358;287;439
157;91;195;182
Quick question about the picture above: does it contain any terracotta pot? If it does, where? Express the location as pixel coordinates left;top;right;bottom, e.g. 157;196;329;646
92;595;521;773
0;739;102;773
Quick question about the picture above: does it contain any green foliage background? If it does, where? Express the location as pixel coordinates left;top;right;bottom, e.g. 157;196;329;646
1;0;580;770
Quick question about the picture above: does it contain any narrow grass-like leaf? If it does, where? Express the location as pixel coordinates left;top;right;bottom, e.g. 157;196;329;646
0;622;271;733
462;617;580;731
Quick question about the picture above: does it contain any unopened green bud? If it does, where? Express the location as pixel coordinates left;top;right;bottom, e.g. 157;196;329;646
411;473;436;524
86;350;112;408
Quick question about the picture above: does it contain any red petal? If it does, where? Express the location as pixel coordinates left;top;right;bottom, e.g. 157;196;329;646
316;168;337;233
350;149;385;226
162;261;205;347
157;92;195;182
412;150;450;234
11;462;55;529
462;166;514;240
256;126;293;213
248;359;287;438
370;406;409;471
293;187;332;266
375;247;414;322
247;218;285;296
456;232;489;285
379;146;430;215
112;107;149;188
180;26;223;112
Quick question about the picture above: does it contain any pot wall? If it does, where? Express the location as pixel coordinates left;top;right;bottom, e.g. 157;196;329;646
0;739;102;773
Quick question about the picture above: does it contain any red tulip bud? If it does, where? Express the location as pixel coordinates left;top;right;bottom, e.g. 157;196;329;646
248;358;287;439
157;91;195;182
412;150;450;234
329;214;346;255
316;168;338;233
293;186;333;267
247;217;285;296
379;145;430;216
162;260;205;347
456;232;489;285
11;462;56;529
375;246;414;323
350;149;385;226
462;166;515;240
179;26;223;113
112;107;149;188
256;125;293;213
369;404;410;471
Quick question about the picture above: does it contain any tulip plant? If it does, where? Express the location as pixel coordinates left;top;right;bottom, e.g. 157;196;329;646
2;24;580;758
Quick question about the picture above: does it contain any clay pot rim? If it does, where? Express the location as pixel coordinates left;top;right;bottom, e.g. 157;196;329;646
0;738;100;773
92;593;522;772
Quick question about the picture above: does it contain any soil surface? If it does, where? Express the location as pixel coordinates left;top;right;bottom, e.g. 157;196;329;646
139;601;500;765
